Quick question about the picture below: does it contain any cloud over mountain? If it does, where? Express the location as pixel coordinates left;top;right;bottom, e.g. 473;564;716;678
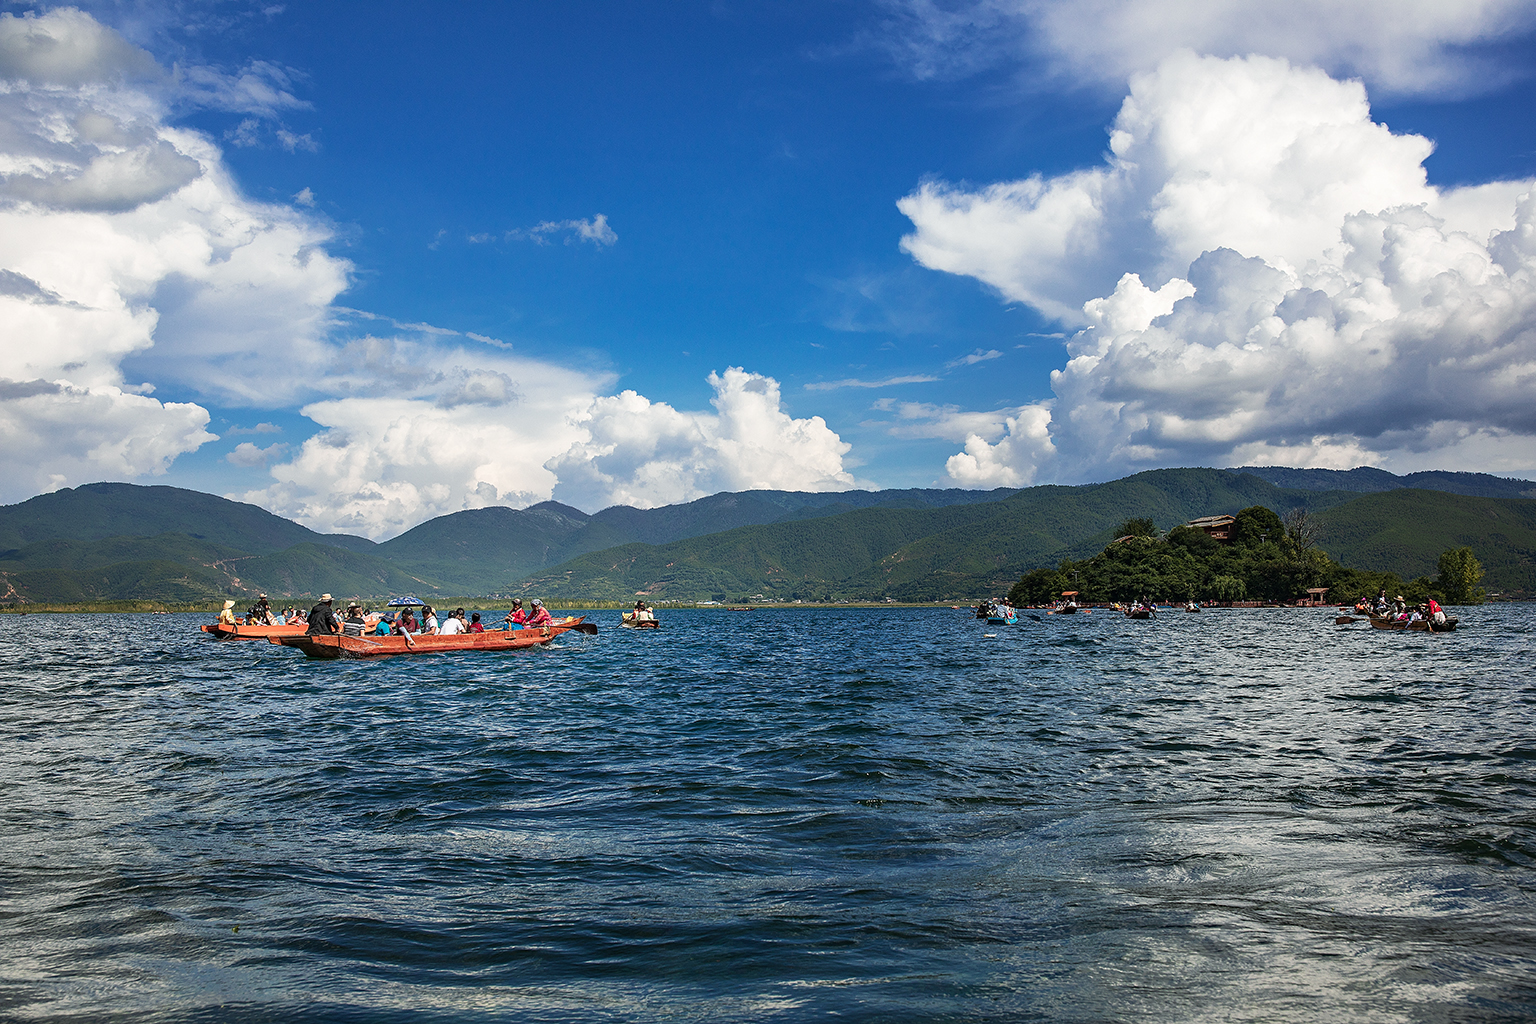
900;54;1536;486
0;7;352;500
549;368;858;513
0;9;857;534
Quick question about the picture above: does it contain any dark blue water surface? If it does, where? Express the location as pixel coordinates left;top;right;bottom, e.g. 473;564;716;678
2;606;1534;1022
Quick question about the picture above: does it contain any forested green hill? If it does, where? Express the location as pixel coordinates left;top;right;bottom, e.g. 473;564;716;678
374;486;1018;593
1;470;1531;605
1314;490;1536;593
519;470;1371;601
0;482;374;553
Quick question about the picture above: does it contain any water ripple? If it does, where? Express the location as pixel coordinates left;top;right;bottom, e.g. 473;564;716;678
1;606;1533;1022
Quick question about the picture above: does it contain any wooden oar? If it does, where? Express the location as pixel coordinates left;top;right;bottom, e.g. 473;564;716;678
571;622;598;635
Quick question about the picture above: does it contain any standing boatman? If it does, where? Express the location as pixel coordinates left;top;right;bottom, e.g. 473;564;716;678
253;594;277;625
307;593;341;635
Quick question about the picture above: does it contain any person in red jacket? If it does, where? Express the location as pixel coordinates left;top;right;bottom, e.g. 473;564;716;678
503;598;527;628
526;599;553;627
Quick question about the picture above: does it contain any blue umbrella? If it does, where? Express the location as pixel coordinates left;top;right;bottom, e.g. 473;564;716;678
386;596;424;607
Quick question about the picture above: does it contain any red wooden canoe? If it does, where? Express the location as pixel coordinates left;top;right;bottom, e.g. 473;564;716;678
201;622;308;640
267;617;591;659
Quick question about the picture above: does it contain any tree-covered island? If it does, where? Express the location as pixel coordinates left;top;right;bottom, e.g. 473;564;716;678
1009;506;1487;607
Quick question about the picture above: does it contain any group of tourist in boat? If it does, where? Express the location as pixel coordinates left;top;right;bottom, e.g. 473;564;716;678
975;598;1018;622
289;593;558;638
1351;589;1447;627
622;600;658;626
218;594;304;626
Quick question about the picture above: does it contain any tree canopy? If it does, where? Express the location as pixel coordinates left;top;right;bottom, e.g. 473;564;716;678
1009;506;1489;606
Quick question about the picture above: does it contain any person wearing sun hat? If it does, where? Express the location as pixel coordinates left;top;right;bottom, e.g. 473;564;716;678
252;593;277;625
217;600;237;626
306;593;340;636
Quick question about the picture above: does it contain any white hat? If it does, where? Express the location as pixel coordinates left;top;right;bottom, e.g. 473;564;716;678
531;598;542;607
223;600;235;609
321;593;333;602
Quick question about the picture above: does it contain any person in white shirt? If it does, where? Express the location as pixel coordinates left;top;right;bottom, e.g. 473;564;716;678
422;606;439;634
438;609;465;635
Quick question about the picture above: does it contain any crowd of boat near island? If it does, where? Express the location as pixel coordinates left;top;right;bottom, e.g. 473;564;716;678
197;582;1461;661
974;588;1458;633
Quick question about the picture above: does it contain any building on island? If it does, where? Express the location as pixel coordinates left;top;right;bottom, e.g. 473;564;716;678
1185;514;1237;542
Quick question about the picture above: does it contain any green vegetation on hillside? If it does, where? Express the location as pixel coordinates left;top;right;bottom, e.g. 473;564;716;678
1009;507;1494;606
1312;490;1536;594
0;482;373;553
1;472;1530;605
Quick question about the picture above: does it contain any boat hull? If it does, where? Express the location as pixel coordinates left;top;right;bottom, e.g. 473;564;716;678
269;618;589;659
201;622;307;641
1125;610;1152;619
622;619;660;629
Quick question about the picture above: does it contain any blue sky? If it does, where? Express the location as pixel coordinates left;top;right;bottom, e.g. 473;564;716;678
3;1;1536;537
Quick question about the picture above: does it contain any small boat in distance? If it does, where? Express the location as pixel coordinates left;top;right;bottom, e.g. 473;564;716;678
981;599;1018;625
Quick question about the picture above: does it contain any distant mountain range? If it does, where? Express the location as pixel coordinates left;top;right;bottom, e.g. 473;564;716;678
1228;466;1536;500
1;468;1532;604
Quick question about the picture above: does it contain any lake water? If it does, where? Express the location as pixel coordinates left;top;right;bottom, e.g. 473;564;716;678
2;606;1533;1022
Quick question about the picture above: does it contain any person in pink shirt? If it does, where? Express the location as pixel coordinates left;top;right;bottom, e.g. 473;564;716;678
526;599;553;627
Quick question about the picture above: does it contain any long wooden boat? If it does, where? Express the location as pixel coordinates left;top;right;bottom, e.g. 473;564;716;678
268;617;592;659
621;616;660;629
1370;616;1459;632
201;622;308;640
1124;609;1153;619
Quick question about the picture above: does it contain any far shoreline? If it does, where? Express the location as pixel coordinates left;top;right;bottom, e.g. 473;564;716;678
2;599;1520;615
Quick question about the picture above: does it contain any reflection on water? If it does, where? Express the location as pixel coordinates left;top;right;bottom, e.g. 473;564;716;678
1;606;1533;1022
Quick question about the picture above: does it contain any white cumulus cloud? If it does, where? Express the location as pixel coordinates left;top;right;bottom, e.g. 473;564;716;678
0;378;215;498
0;8;351;500
234;342;608;538
900;55;1536;486
0;9;858;534
549;368;859;512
